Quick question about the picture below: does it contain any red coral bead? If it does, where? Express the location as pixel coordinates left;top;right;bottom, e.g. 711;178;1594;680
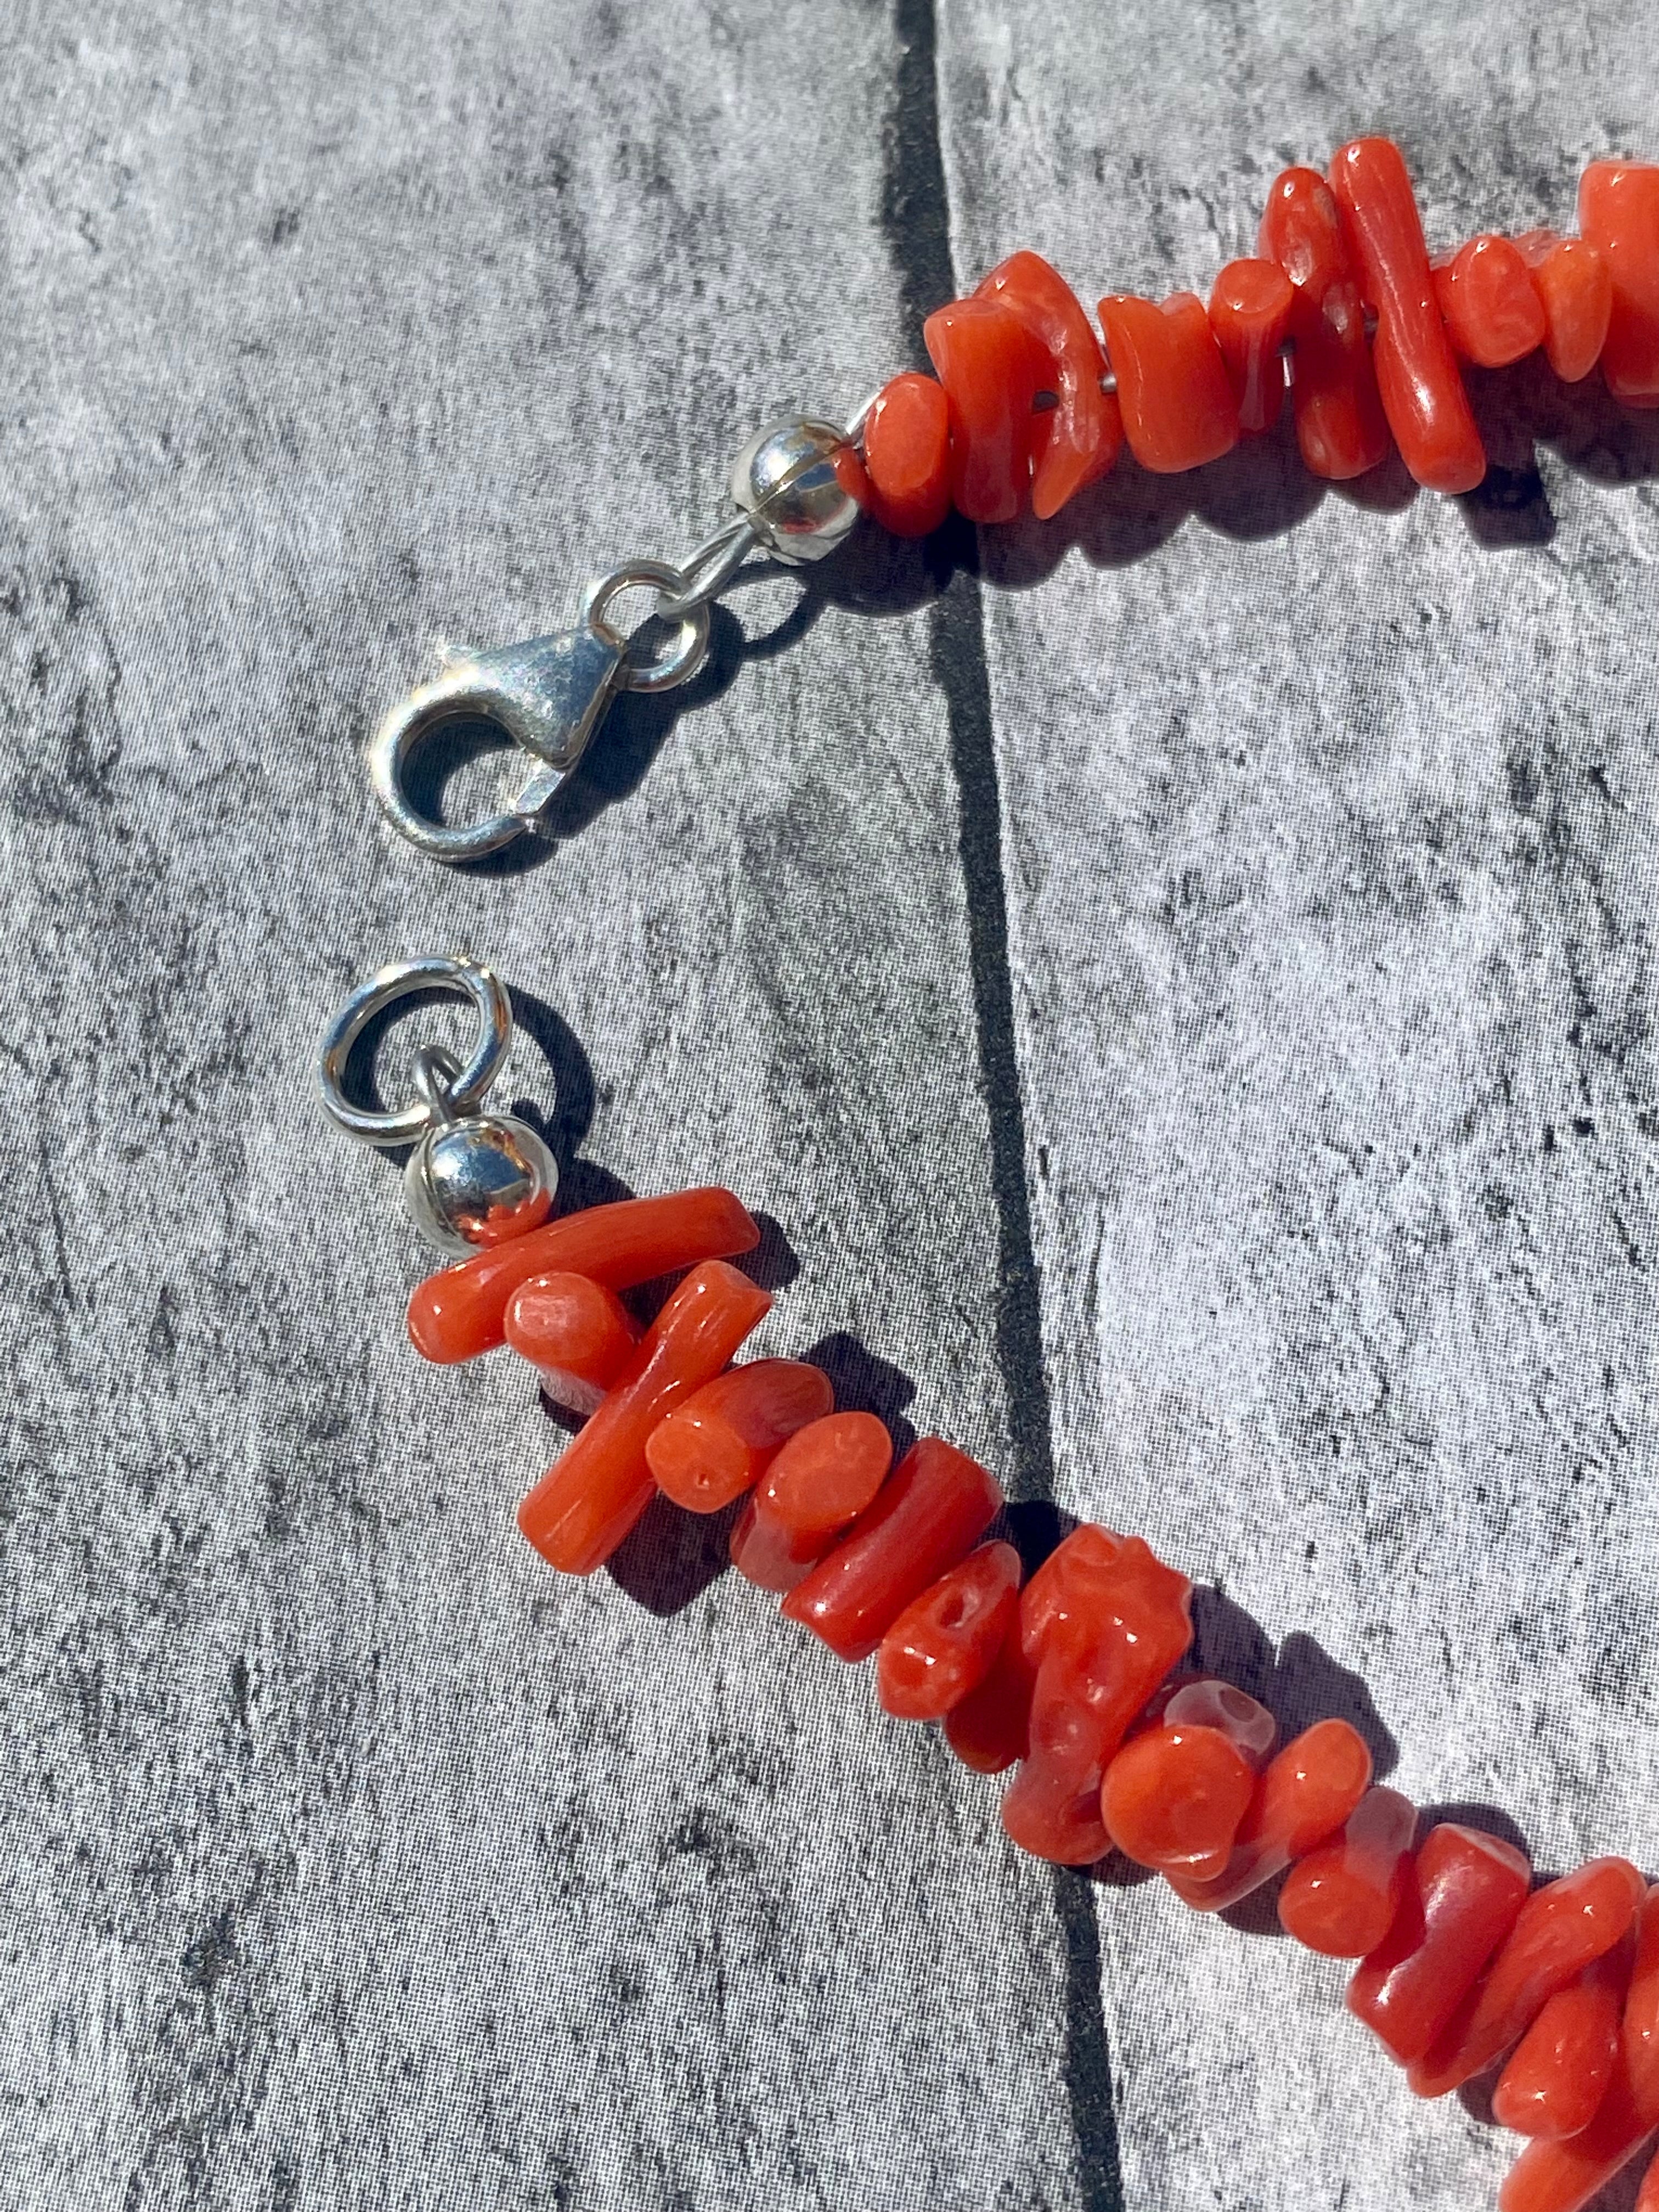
1100;1722;1256;1877
407;1187;759;1364
922;296;1043;523
876;1540;1022;1720
943;1618;1034;1774
975;249;1124;515
1328;137;1487;493
1348;1822;1533;2066
1097;292;1240;472
1277;1786;1417;1958
1207;257;1295;434
1492;1938;1630;2141
645;1358;833;1513
1259;165;1392;480
503;1270;639;1416
1432;234;1547;367
727;1410;893;1593
1409;1857;1646;2100
780;1436;1002;1662
862;373;953;538
1499;2056;1657;2212
516;1260;772;1575
1578;162;1659;406
1514;232;1613;382
1165;1718;1373;1912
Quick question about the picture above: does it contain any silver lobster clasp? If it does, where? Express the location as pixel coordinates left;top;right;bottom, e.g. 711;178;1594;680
368;558;712;865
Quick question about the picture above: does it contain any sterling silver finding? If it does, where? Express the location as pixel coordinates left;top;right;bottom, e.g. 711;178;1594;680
317;955;559;1257
368;410;865;866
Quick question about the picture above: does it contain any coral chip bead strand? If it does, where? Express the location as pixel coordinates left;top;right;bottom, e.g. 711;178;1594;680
780;1435;1002;1663
645;1357;832;1513
727;1409;894;1592
876;1540;1023;1721
839;139;1659;545
517;1259;772;1575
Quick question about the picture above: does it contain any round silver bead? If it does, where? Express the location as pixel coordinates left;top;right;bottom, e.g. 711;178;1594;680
730;415;862;564
403;1110;558;1258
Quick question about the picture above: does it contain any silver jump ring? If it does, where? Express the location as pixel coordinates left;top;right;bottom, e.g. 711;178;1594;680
318;956;512;1146
583;559;711;695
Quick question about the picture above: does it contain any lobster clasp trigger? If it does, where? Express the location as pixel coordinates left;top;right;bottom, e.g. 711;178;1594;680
368;558;711;865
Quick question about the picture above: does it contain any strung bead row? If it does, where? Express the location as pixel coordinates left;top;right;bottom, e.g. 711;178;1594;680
842;138;1659;531
409;1183;1659;2212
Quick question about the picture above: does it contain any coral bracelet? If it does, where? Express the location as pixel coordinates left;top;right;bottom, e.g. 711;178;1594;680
334;129;1659;2212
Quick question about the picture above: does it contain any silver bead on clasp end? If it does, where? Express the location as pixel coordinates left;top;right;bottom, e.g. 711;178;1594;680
317;955;558;1257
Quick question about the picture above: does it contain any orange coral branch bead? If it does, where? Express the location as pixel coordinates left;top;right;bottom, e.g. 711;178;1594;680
1277;1786;1417;1958
516;1260;772;1575
876;1540;1022;1720
943;1618;1034;1774
1328;137;1487;493
922;296;1043;523
503;1270;640;1415
1165;1717;1373;1912
1000;1528;1194;1866
1431;234;1547;367
727;1409;893;1593
1499;2056;1656;2212
1207;257;1295;434
1100;1721;1256;1878
645;1358;832;1514
1096;292;1240;472
1578;162;1659;406
1491;1937;1631;2140
1258;165;1392;480
976;249;1124;516
780;1436;1002;1663
1408;1857;1646;2100
1515;232;1613;382
407;1187;760;1364
862;373;953;538
1348;1823;1533;2066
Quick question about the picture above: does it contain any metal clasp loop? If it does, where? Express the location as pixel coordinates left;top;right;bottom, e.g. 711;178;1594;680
368;558;710;865
317;955;512;1146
